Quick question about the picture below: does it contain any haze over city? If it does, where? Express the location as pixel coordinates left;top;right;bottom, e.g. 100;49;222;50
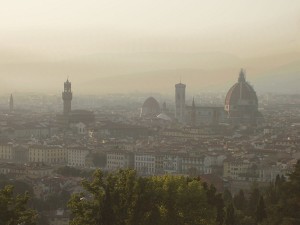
2;1;300;225
0;0;299;94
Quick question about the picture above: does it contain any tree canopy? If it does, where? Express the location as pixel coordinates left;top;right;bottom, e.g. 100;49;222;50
68;170;221;225
0;185;37;225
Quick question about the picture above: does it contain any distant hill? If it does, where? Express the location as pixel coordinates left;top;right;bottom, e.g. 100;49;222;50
253;60;300;94
59;51;300;94
0;51;299;95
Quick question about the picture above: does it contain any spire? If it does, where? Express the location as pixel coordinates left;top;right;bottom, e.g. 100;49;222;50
191;97;196;126
238;69;246;82
9;94;13;113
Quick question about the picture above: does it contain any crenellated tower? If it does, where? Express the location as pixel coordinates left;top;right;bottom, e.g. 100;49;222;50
62;79;72;115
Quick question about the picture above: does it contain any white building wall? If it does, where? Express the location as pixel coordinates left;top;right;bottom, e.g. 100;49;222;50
134;153;156;175
106;151;134;170
67;149;90;167
0;145;13;161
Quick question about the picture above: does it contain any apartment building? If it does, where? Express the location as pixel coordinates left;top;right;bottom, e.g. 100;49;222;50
134;152;156;175
29;145;67;165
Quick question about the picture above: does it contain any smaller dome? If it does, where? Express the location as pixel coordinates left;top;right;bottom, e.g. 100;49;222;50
142;97;159;109
141;97;160;117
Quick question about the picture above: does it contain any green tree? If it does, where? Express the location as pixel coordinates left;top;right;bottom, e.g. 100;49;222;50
225;203;235;225
255;196;267;224
215;193;225;225
68;169;153;225
248;187;260;216
204;184;224;225
262;161;300;225
233;190;246;211
279;161;300;224
0;185;37;225
68;169;217;225
223;189;233;206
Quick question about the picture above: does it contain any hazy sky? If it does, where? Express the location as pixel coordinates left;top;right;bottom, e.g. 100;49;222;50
0;0;299;94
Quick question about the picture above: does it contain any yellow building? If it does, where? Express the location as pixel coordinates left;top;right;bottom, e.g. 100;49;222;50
0;144;13;161
29;145;67;165
223;160;251;180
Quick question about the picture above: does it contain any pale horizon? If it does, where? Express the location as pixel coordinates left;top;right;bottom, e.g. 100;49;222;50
0;0;299;94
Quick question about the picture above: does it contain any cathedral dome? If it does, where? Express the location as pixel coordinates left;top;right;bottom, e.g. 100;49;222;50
140;97;160;117
225;69;258;111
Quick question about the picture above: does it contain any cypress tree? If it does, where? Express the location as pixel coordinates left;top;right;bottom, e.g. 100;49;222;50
255;196;267;224
225;203;235;225
233;189;246;211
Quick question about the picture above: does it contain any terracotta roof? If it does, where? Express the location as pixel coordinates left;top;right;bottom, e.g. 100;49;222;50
225;70;258;107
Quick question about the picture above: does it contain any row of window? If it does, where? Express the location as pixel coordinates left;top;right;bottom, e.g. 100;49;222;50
107;161;124;165
0;150;12;153
0;155;12;158
29;153;66;157
182;159;203;163
135;157;155;161
29;158;65;163
107;155;125;160
135;162;155;167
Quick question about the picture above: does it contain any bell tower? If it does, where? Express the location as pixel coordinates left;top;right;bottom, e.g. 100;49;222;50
62;79;72;115
175;82;186;123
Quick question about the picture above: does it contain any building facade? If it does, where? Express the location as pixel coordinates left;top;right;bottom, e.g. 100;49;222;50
175;82;186;123
106;150;134;170
67;148;90;167
0;144;13;161
28;145;67;165
134;152;156;175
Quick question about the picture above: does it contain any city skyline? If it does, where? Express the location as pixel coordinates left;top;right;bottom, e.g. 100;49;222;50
0;2;300;224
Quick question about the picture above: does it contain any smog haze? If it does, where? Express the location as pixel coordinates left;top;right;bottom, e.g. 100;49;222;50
0;0;300;94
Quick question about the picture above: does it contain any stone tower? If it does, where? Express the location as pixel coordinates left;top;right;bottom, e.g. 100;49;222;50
175;82;186;123
62;79;72;115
